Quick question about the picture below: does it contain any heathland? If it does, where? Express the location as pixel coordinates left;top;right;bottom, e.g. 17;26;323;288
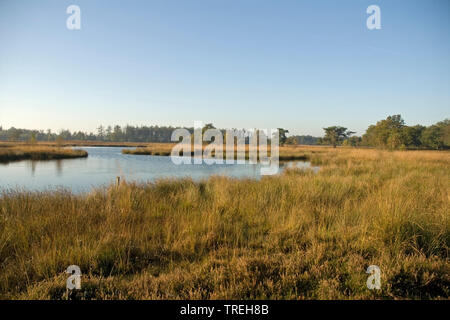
0;146;448;299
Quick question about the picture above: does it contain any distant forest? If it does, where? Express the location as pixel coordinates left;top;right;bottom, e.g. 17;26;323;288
0;124;320;145
0;125;183;143
0;115;448;149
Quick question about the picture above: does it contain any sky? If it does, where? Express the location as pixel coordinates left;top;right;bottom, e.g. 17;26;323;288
0;0;449;136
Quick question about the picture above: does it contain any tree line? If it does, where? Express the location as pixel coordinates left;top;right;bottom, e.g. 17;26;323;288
315;115;449;150
0;115;448;149
0;125;184;143
0;124;318;146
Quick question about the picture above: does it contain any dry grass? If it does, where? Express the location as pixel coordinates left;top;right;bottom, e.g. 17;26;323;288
123;143;175;156
122;143;310;161
0;146;88;163
0;147;448;299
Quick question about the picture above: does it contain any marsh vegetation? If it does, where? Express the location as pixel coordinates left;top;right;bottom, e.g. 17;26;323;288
0;146;87;163
0;147;448;299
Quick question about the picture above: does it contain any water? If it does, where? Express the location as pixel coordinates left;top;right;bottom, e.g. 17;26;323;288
0;147;317;193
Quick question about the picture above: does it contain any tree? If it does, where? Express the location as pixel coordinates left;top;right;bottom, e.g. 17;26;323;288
46;129;52;141
362;115;407;148
322;126;354;148
284;135;321;145
387;131;404;150
285;136;298;145
97;125;105;141
8;127;20;141
402;125;425;148
361;115;449;150
29;132;37;144
112;125;123;142
435;119;450;148
295;135;319;145
343;136;361;147
421;125;444;149
277;128;289;146
106;126;112;141
189;123;216;144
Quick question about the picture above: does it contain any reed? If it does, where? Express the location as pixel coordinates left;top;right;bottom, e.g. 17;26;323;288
0;146;88;163
122;144;311;161
0;147;448;299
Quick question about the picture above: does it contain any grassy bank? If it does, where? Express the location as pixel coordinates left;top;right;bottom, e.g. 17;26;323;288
0;146;88;163
0;148;448;299
122;144;310;161
122;144;173;156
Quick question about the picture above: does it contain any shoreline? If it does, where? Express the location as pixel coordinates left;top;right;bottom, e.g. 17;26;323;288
0;146;88;164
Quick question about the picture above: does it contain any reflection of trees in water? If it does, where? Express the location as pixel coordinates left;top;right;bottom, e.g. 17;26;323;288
27;160;64;177
28;160;64;177
26;161;37;177
55;160;63;176
31;161;36;176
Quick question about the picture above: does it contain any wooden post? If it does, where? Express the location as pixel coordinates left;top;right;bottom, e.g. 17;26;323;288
116;176;120;186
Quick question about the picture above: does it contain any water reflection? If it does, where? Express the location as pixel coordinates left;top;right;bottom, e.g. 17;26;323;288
0;147;318;193
280;161;320;173
29;161;37;176
55;159;63;177
25;159;66;177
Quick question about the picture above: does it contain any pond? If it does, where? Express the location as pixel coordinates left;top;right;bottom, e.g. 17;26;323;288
0;147;318;193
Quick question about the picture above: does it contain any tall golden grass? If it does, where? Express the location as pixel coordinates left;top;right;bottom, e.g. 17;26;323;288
0;147;448;299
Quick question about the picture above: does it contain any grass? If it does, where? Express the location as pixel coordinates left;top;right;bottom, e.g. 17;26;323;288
122;143;310;161
0;146;88;163
0;147;448;299
122;143;174;156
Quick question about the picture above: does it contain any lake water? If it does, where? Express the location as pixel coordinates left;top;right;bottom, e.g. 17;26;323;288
0;147;317;193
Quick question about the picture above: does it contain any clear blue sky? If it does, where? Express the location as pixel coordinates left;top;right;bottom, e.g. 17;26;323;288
0;0;449;136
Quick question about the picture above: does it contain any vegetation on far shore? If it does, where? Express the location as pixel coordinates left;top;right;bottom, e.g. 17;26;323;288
0;147;448;299
122;144;310;161
319;115;450;150
0;141;148;148
2;115;448;150
0;146;88;163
